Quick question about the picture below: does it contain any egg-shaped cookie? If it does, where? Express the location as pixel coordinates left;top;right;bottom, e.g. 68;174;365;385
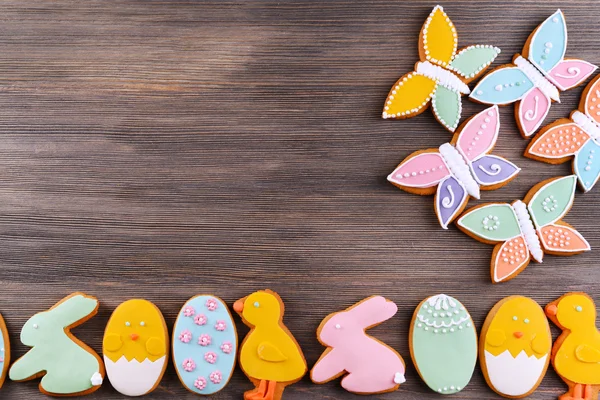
481;295;551;398
173;295;237;395
410;294;477;394
103;299;168;396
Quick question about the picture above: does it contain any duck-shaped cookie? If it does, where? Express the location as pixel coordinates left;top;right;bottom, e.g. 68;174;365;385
546;293;600;400
233;290;307;400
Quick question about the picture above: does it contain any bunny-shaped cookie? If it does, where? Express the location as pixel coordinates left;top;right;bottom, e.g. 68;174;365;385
311;296;406;394
9;292;104;396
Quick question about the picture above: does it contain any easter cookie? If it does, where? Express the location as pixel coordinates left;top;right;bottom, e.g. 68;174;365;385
173;295;237;395
9;292;104;396
234;290;307;400
457;175;590;283
382;5;500;131
481;296;551;398
103;299;168;396
410;294;476;394
526;74;600;192
471;10;596;138
0;312;9;389
546;293;600;400
388;105;519;229
311;296;406;394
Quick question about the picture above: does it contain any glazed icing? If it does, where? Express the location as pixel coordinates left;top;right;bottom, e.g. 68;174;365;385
448;45;501;79
416;61;469;94
439;143;479;198
457;204;521;242
527;175;576;229
387;152;450;189
103;299;168;396
173;295;237;395
518;87;551;137
483;296;551;396
435;175;467;229
514;56;559;101
412;295;476;395
432;84;461;131
104;356;166;397
312;296;405;394
572;111;600;141
511;200;543;262
9;293;103;395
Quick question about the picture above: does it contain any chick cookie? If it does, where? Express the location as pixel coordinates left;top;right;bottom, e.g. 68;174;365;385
546;293;600;400
234;290;307;400
103;299;168;396
9;292;104;396
172;295;238;395
480;296;551;398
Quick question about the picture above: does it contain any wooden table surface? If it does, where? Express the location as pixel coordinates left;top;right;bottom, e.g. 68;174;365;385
0;0;599;398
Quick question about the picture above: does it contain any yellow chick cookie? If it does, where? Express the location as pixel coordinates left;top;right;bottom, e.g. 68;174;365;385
234;290;307;400
103;299;168;396
546;293;600;400
481;295;551;398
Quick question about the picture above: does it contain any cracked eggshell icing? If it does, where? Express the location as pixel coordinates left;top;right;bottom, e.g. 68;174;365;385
410;294;477;394
103;299;168;396
480;296;551;398
173;295;237;395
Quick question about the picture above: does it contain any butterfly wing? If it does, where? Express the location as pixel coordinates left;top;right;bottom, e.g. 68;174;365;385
547;60;597;91
517;87;551;137
432;84;461;131
382;72;437;119
471;155;520;188
526;175;577;229
455;105;499;161
457;203;522;244
526;120;590;162
419;6;457;67
582;75;600;124
491;236;532;283
574;139;600;192
435;175;468;229
448;45;501;81
470;66;534;105
388;151;450;195
526;10;566;74
537;223;590;254
526;175;590;254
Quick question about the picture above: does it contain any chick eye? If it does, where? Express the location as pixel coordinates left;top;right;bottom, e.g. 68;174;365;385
253;302;260;308
140;321;146;327
524;318;530;324
576;306;583;312
512;316;518;321
125;321;131;327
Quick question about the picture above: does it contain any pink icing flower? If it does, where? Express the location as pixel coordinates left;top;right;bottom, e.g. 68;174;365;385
198;334;212;346
194;376;207;390
215;320;227;331
204;351;217;364
183;305;195;317
194;314;207;326
205;298;218;311
220;341;232;354
210;370;222;384
179;329;193;343
182;358;196;372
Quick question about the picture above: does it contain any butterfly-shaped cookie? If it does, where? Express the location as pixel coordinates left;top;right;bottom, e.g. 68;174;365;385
471;10;597;138
382;5;500;132
388;106;519;229
526;75;600;192
457;175;590;283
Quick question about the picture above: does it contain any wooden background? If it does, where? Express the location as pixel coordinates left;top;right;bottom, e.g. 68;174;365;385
0;0;598;398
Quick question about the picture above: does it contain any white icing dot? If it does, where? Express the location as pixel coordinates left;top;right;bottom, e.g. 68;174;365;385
552;17;558;22
545;42;553;48
335;324;341;329
494;84;503;91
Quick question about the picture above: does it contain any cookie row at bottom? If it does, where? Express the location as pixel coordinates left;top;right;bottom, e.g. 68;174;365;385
0;290;596;399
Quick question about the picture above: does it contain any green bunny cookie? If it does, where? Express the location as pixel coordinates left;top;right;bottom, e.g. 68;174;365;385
9;292;105;396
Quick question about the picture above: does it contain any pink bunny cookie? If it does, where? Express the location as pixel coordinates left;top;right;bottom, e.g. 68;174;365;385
310;296;406;394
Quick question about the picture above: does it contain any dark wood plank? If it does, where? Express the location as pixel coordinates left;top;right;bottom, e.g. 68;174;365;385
0;0;598;398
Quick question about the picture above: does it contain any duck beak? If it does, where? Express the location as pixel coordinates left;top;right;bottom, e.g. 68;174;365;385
546;304;558;317
233;299;245;314
130;333;139;341
513;331;524;339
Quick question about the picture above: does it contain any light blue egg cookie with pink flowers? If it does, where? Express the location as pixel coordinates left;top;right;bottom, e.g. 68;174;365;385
172;295;237;395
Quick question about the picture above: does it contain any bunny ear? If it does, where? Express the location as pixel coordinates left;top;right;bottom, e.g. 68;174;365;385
346;296;398;329
49;293;99;328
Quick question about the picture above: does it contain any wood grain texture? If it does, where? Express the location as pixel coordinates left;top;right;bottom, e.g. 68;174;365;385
0;0;598;398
